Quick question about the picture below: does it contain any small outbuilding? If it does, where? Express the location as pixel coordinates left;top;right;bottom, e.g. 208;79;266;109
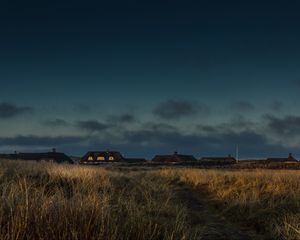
152;152;197;163
200;155;237;164
266;153;298;163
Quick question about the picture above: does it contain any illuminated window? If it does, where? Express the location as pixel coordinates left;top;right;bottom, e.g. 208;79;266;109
109;156;114;161
97;156;105;161
88;156;94;161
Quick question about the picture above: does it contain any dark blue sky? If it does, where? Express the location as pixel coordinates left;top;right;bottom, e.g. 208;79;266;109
1;0;300;158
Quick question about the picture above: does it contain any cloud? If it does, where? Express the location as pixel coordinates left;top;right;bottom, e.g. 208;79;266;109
120;123;286;158
142;122;177;132
76;120;112;132
0;116;296;159
122;119;258;151
265;114;300;137
153;99;209;120
197;115;254;134
0;102;33;119
230;101;255;112
42;119;69;127
0;135;84;147
123;123;180;145
222;115;254;129
107;113;137;124
196;124;218;133
220;130;267;145
195;114;300;152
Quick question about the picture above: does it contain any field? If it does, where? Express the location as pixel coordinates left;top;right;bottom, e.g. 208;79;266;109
0;160;300;239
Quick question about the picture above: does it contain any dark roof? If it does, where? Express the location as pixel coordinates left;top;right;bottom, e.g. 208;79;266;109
81;151;124;162
267;153;297;162
84;151;123;157
1;152;73;164
152;152;197;162
201;156;237;161
200;156;237;165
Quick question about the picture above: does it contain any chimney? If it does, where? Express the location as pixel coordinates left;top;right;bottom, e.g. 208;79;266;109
52;148;56;153
228;154;232;158
174;151;178;155
289;153;293;158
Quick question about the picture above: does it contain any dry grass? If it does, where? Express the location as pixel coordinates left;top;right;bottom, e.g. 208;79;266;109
1;160;300;239
0;160;196;240
160;168;300;239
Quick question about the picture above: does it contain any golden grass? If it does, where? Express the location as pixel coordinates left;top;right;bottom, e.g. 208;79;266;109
0;160;195;240
160;168;300;239
1;160;300;239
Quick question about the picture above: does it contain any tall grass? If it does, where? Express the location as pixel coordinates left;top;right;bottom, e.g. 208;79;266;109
2;160;299;239
0;160;195;240
160;169;300;239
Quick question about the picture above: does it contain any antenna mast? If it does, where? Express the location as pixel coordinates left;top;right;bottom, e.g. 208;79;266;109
236;144;239;162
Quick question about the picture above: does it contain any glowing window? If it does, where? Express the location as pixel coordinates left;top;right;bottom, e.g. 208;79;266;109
88;156;94;161
109;156;114;161
97;156;105;161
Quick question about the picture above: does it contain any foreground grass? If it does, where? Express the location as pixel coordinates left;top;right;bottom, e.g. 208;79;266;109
1;160;299;239
160;169;300;239
0;161;196;240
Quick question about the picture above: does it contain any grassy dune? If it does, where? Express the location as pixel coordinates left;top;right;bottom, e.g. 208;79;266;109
0;160;299;239
161;169;300;239
0;161;195;240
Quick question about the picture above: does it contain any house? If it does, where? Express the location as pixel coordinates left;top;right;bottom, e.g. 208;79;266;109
0;149;73;164
81;151;123;163
266;153;298;163
80;151;145;164
152;152;197;163
200;155;237;164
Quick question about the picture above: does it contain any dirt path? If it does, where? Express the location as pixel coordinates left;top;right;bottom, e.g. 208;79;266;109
172;183;265;240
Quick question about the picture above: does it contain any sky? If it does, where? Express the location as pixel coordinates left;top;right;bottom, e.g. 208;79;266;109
1;0;300;159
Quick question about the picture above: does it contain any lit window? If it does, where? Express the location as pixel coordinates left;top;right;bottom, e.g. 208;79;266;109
88;156;94;161
97;156;105;161
109;156;114;161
